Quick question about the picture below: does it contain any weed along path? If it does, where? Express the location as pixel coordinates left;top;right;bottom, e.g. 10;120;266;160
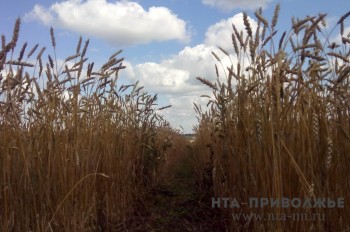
120;145;225;232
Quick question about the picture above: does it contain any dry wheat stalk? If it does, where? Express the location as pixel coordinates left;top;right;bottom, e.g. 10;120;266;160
18;42;27;61
196;77;218;90
76;36;82;54
27;44;38;60
254;10;268;27
312;111;319;142
326;136;333;170
232;24;244;48
50;27;56;48
81;39;89;57
255;117;262;142
243;12;253;38
271;4;280;31
338;11;350;35
36;47;46;60
232;33;239;56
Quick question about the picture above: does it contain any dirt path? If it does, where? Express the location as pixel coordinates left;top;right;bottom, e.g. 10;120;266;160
119;147;226;231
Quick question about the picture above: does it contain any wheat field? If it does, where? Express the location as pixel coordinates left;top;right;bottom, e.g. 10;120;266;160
192;5;350;232
1;5;350;232
0;18;179;231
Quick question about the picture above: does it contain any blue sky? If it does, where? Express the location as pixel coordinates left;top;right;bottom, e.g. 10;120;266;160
1;0;349;133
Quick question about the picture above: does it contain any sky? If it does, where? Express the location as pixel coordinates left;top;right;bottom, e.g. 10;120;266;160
1;0;349;133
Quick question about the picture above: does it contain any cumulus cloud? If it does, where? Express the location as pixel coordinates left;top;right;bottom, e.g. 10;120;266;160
126;44;225;95
121;45;216;132
161;95;210;132
132;62;192;93
120;13;258;132
202;0;274;11
24;0;190;46
204;13;258;51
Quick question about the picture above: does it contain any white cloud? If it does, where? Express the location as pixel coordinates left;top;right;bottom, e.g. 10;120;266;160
163;45;218;84
204;13;258;51
120;13;257;132
25;5;55;24
126;44;224;95
161;95;210;132
24;0;190;46
121;46;216;132
202;0;274;11
133;62;192;93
